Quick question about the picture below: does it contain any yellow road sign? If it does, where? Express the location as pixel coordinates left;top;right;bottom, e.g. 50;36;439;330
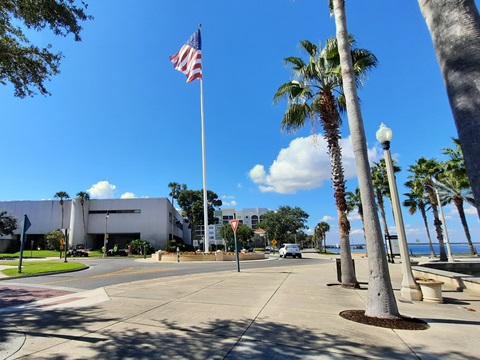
271;239;277;246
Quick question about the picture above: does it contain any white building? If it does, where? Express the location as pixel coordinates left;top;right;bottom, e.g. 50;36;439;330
195;207;270;248
215;207;270;228
0;198;189;252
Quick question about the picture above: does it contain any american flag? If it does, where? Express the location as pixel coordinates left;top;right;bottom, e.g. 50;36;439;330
170;29;202;83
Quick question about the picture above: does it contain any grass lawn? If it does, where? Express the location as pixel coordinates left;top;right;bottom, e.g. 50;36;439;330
0;249;105;258
0;260;86;277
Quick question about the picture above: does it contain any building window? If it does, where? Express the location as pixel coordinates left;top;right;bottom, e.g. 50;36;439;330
89;209;141;214
251;215;259;229
222;215;234;224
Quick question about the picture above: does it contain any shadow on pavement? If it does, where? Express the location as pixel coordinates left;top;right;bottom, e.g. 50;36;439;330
0;305;475;360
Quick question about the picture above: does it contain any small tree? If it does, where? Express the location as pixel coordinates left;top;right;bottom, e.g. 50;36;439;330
258;206;309;245
220;223;254;251
44;230;64;251
0;211;17;236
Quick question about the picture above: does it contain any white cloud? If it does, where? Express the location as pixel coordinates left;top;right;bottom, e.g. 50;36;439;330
320;215;335;223
87;181;116;199
248;134;382;194
348;212;362;222
463;204;478;216
121;192;136;199
221;195;238;207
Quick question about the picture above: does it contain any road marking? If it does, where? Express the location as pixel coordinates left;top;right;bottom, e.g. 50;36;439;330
42;267;173;285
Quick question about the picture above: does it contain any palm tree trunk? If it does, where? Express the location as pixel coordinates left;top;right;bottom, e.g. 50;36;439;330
333;0;399;318
376;190;390;239
454;197;476;255
427;187;448;261
60;200;64;229
419;0;480;218
338;209;358;288
419;204;436;258
319;90;358;288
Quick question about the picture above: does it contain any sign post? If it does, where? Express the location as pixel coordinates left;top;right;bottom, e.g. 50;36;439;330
18;214;31;274
62;229;69;263
230;219;240;272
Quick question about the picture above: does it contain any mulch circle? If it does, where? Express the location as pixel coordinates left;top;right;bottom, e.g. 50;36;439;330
340;310;429;330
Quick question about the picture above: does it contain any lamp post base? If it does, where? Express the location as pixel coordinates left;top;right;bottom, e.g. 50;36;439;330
401;286;423;301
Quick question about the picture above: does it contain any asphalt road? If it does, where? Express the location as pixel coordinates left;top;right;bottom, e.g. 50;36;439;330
0;251;329;291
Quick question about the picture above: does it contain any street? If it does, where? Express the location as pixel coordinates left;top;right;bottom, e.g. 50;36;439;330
0;250;328;291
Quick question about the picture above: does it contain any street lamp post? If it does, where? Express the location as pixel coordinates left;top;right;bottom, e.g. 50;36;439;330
376;123;422;301
103;213;109;258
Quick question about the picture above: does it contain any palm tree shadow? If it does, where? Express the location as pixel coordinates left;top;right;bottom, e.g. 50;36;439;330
0;306;474;360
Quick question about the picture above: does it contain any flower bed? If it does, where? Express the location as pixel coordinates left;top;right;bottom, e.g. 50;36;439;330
155;251;266;262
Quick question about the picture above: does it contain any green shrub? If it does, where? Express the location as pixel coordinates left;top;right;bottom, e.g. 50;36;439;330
128;239;155;255
165;239;194;252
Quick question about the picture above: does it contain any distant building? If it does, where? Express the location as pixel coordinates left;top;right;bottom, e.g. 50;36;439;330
0;198;188;252
193;207;271;249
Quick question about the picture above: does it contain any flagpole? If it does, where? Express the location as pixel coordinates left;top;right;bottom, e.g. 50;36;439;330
200;77;209;253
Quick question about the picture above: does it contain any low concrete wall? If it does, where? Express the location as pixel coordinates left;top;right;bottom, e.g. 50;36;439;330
157;252;267;262
412;265;480;294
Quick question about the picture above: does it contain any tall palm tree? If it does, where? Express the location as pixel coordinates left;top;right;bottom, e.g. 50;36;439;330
407;157;447;261
54;191;70;229
418;0;480;219
371;159;400;258
403;180;436;258
332;0;400;318
440;138;476;254
76;191;90;247
435;172;476;255
273;36;376;288
346;188;366;243
168;182;186;241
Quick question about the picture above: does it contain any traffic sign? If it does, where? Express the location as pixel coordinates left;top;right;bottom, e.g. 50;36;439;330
20;215;31;232
230;219;239;233
272;239;277;247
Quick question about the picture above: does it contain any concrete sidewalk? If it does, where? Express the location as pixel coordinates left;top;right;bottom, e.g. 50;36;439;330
1;253;479;359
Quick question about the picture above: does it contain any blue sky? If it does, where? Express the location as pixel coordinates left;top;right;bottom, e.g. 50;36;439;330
2;0;479;247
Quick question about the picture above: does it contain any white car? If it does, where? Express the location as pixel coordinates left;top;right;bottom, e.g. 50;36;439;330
279;244;302;258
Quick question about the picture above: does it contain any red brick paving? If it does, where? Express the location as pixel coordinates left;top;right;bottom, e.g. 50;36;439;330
0;285;73;308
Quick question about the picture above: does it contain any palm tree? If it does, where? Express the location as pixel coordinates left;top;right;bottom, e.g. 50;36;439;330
76;191;90;247
314;221;330;252
167;182;186;241
346;188;366;243
332;0;400;318
273;35;376;288
440;138;476;254
371;159;401;259
435;172;476;255
371;161;391;240
419;0;480;219
54;191;70;229
407;157;447;261
443;138;470;183
403;180;436;258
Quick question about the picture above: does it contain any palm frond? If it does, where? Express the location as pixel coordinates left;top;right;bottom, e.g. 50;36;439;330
280;103;311;134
